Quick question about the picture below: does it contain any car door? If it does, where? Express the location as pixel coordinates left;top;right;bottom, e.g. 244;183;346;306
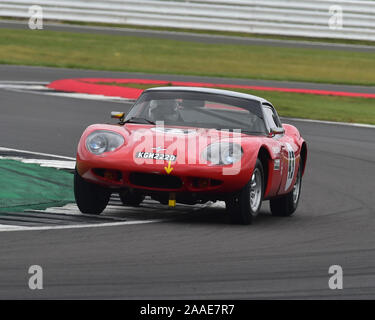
262;103;286;197
263;103;298;195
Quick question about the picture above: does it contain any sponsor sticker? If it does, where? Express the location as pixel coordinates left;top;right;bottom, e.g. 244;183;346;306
274;159;280;170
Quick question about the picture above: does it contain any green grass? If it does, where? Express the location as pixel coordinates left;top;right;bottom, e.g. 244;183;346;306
0;160;74;212
252;90;375;124
60;20;375;47
1;28;375;85
5;17;375;47
101;82;375;124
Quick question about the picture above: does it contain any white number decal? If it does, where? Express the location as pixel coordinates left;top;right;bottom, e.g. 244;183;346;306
284;143;295;191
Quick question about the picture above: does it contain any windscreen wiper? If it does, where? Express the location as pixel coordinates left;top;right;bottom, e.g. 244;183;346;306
124;117;156;125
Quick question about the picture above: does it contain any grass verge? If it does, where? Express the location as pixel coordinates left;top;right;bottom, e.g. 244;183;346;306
60;20;375;47
0;160;74;213
253;90;375;125
3;17;375;47
1;28;375;85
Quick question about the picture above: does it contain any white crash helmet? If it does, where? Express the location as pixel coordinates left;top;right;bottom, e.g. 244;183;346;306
148;99;180;122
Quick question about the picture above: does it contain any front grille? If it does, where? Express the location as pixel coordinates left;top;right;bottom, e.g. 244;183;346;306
129;172;182;189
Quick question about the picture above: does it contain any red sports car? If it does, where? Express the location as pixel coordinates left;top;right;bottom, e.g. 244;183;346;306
75;87;307;224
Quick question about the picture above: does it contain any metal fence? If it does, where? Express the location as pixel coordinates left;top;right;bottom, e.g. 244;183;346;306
1;0;375;41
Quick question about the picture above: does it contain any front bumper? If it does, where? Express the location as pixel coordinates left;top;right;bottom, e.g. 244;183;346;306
76;156;252;194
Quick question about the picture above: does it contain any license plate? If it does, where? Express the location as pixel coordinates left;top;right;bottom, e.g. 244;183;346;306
135;152;177;161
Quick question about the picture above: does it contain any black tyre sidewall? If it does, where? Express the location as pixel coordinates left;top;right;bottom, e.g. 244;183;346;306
74;170;110;214
291;163;302;211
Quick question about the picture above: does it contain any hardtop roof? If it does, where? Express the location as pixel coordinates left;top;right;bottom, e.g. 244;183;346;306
144;86;271;105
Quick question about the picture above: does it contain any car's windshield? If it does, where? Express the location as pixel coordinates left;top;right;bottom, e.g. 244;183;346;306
125;91;267;134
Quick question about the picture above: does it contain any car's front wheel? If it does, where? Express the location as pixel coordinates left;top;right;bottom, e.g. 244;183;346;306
226;159;264;225
74;169;110;214
270;162;302;217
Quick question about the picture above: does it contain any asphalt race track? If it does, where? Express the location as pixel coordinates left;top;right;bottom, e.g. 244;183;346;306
0;65;374;299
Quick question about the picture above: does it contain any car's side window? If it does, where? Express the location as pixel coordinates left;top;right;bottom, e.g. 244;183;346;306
263;104;282;129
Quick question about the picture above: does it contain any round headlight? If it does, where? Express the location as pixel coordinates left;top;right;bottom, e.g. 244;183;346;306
86;130;124;155
202;142;243;165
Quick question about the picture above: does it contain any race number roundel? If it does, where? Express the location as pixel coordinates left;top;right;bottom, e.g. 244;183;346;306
284;143;296;191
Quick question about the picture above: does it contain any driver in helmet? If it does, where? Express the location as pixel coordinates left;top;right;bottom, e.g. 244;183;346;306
148;99;181;122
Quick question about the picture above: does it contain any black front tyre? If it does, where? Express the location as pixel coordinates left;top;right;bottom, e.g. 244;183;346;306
226;159;264;225
74;170;110;214
270;162;302;217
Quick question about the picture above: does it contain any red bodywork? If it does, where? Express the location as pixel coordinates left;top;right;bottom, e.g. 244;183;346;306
76;122;307;204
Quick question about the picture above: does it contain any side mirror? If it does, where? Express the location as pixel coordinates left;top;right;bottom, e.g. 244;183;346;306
268;127;285;137
111;111;125;124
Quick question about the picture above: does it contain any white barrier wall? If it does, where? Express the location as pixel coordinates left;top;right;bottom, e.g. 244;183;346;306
1;0;375;41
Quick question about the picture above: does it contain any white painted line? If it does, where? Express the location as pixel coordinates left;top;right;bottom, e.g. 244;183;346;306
41;92;129;101
38;161;75;169
0;156;76;169
281;117;375;129
0;147;75;160
0;81;131;103
0;84;49;90
4;87;131;103
0;81;48;85
0;219;166;233
27;204;129;221
0;224;26;231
